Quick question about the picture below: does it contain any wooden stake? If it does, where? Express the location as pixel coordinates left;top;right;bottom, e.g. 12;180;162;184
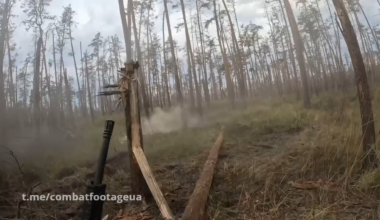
181;129;224;220
127;61;175;220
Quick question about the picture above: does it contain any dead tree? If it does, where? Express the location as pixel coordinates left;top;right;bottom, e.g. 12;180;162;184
283;0;311;108
127;61;174;219
333;0;377;169
117;0;151;196
182;129;224;220
0;0;11;144
33;37;42;138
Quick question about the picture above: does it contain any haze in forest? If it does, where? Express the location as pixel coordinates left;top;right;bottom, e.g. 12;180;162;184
0;0;376;169
2;0;380;218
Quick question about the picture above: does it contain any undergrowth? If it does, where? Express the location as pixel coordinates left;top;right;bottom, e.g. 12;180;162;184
207;90;380;219
3;90;380;219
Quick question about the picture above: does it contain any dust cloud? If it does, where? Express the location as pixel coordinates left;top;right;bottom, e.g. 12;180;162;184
142;106;202;134
117;106;202;143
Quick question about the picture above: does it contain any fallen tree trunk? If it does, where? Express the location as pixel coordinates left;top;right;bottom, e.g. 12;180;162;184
181;128;224;220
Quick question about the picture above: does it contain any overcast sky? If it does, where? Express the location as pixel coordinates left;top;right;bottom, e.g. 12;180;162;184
8;0;379;85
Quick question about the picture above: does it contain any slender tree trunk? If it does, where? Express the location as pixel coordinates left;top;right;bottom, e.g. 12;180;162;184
80;42;88;116
0;0;10;144
358;3;380;60
209;50;217;100
69;26;85;118
333;0;377;169
84;54;94;121
7;35;15;107
222;0;246;101
162;11;171;108
163;0;186;126
213;0;235;107
195;0;211;105
33;37;42;138
180;0;203;116
283;0;311;108
63;68;74;128
131;0;150;118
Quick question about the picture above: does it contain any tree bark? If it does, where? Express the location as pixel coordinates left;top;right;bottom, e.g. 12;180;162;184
69;25;85;118
333;0;377;169
0;0;10;144
163;0;186;126
33;37;42;138
213;0;235;108
283;0;311;108
84;53;95;121
131;0;150;118
118;0;151;197
182;130;224;220
180;0;203;116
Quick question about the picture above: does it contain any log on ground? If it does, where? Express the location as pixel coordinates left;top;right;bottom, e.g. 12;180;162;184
181;128;225;220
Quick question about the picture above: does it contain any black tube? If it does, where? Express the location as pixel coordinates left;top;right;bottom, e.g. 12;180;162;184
81;183;106;220
94;120;115;185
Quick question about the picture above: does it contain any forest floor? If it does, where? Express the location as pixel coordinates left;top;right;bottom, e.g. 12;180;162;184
2;90;380;219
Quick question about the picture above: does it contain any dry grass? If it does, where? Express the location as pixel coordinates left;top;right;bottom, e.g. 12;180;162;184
2;90;380;219
205;91;380;219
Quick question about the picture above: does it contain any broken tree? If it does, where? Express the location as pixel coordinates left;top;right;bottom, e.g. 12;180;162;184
126;61;174;220
182;129;224;220
117;0;150;197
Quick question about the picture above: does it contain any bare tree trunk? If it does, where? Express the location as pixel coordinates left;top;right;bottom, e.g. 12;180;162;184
213;0;235;107
283;0;311;108
163;0;186;126
0;0;10;144
33;37;42;138
195;0;211;106
118;0;151;198
118;0;129;58
84;53;94;121
6;35;15;107
333;0;377;169
52;31;59;120
40;31;54;128
131;0;150;118
278;0;300;99
69;25;85;118
180;0;203;116
358;3;380;59
63;68;74;128
162;11;171;108
222;0;246;101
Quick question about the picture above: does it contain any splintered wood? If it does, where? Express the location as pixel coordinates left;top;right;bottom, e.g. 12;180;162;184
126;60;224;220
127;61;174;220
132;147;174;219
181;129;224;220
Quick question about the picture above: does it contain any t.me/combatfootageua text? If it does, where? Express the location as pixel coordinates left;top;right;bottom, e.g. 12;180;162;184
22;193;142;204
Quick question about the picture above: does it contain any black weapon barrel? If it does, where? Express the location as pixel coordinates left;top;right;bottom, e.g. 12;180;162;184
82;183;106;220
94;120;115;185
81;120;115;220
